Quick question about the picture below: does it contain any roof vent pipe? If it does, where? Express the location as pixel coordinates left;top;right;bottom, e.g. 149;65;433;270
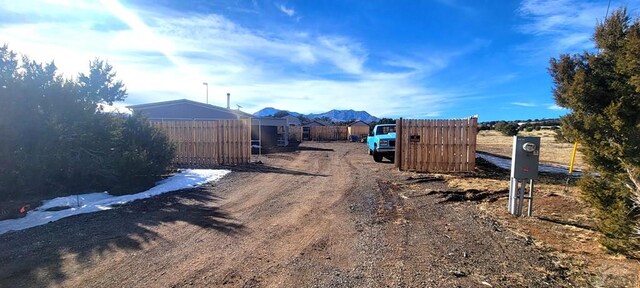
227;93;230;109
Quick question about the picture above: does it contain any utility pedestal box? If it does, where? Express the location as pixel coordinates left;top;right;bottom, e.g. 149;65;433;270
509;136;540;216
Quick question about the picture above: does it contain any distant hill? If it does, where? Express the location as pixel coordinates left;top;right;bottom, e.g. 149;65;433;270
253;107;300;117
307;109;378;123
252;107;379;123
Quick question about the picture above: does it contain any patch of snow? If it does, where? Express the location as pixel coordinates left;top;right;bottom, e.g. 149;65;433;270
38;192;111;210
477;152;577;175
0;169;230;235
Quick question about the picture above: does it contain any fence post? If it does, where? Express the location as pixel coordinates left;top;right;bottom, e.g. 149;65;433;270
395;118;402;170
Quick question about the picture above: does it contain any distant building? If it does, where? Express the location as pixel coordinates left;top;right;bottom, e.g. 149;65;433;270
302;120;327;127
127;99;251;120
251;118;289;147
281;115;302;126
348;120;370;139
349;120;369;127
128;99;289;147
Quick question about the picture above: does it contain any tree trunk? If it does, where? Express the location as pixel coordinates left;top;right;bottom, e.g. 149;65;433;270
624;165;640;236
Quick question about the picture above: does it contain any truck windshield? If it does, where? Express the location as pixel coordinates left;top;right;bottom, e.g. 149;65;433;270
376;126;396;135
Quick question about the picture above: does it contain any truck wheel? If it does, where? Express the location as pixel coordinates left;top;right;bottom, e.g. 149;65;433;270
373;151;383;162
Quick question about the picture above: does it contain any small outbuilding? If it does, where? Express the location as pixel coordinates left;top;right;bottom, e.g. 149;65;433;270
281;115;302;126
128;99;290;150
301;120;324;141
251;118;289;147
348;120;370;140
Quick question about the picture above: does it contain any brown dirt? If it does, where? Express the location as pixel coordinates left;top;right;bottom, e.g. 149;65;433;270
445;158;640;287
0;142;630;287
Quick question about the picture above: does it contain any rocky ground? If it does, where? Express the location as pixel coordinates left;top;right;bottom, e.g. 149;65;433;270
1;142;629;287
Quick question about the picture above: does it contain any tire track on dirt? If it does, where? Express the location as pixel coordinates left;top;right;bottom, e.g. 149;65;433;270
0;142;573;287
173;144;359;287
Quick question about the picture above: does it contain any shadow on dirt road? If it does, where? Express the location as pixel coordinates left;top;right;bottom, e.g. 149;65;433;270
224;164;330;177
0;186;242;288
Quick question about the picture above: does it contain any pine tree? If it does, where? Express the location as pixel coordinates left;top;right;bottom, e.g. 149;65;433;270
549;8;640;256
0;45;174;202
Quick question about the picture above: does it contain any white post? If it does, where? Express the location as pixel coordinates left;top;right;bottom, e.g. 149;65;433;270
258;119;262;159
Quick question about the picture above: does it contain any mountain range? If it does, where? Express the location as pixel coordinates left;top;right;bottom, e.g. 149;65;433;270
253;107;378;123
253;107;301;117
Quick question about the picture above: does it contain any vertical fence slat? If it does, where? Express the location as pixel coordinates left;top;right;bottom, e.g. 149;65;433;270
427;120;433;172
395;117;477;173
437;120;443;171
470;117;477;172
150;119;251;167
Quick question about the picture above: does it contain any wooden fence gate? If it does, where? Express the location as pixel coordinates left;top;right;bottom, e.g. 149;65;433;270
310;126;349;141
348;126;370;139
394;117;478;172
151;119;251;167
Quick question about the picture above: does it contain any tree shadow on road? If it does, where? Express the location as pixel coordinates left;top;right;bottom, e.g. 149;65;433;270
296;145;335;152
257;142;336;154
225;164;330;177
0;185;243;288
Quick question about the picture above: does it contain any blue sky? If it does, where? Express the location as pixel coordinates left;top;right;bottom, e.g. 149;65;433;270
1;0;639;121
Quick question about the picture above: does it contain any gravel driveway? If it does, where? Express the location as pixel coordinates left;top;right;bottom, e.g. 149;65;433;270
0;142;569;287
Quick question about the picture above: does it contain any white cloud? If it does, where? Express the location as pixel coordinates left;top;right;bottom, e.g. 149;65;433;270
547;104;565;110
0;0;479;118
278;4;295;17
512;102;536;107
516;0;617;56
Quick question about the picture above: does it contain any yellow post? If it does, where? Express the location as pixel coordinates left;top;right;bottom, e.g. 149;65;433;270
569;142;578;174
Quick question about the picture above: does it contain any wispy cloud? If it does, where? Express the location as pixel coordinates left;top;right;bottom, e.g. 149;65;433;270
517;0;608;56
277;4;295;17
547;104;565;110
512;102;536;107
0;0;482;118
382;38;490;75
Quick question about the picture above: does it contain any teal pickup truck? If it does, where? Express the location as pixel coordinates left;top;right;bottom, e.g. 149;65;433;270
367;124;396;162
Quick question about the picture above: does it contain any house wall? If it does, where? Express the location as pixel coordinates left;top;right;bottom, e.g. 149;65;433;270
282;115;302;126
134;103;239;120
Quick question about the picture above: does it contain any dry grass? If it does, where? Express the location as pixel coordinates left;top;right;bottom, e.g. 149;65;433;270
476;189;639;287
443;167;640;286
476;130;586;171
447;177;507;191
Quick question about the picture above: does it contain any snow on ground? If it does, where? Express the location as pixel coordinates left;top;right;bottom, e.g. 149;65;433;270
477;152;578;175
0;169;230;235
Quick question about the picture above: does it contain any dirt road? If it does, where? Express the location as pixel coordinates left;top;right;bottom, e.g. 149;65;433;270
0;142;569;287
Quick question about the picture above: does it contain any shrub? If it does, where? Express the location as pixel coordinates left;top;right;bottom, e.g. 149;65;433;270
495;121;519;136
0;45;175;202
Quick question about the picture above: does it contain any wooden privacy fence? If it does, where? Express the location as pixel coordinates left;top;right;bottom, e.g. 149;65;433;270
348;126;370;138
150;119;251;167
289;126;303;142
310;126;349;141
395;117;478;172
